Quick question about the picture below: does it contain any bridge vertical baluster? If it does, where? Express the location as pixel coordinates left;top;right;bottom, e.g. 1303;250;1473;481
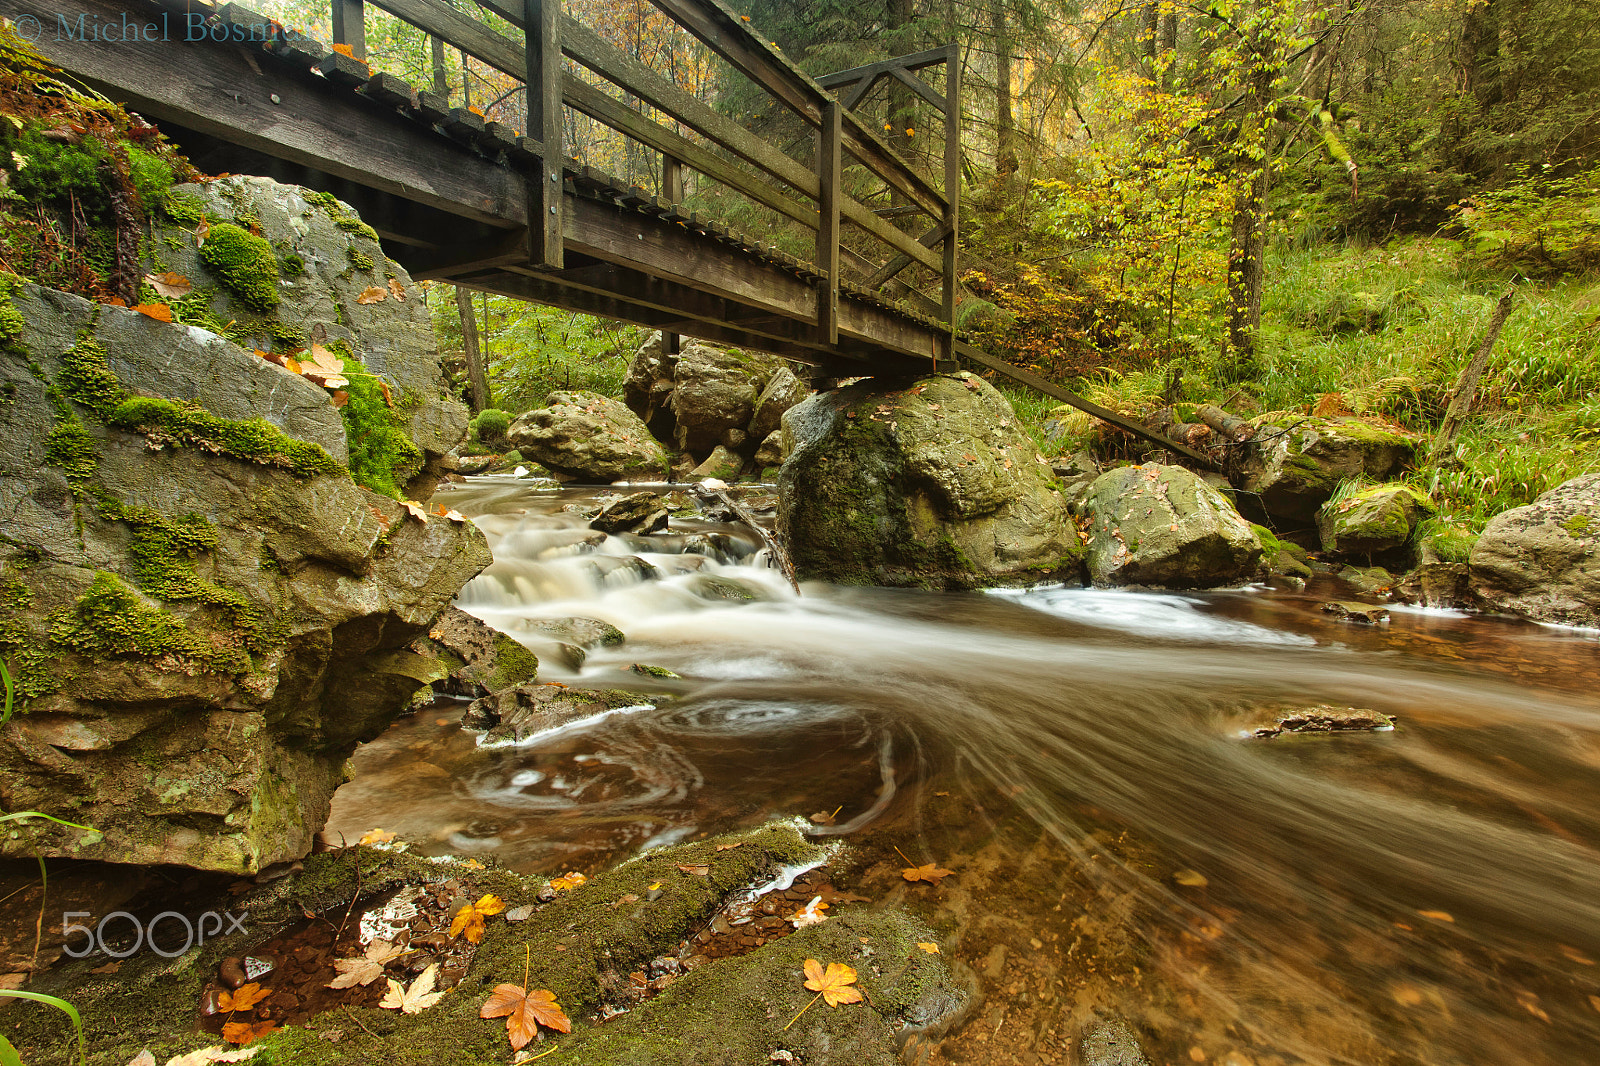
525;0;564;268
661;153;684;360
815;100;841;346
430;35;448;96
940;42;960;366
331;0;366;61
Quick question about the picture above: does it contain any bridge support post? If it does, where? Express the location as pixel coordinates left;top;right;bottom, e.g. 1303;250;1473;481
332;0;366;61
815;100;841;346
661;152;683;361
525;0;563;268
940;42;960;366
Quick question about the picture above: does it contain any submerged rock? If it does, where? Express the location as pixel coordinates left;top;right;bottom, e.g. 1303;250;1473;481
1252;704;1396;737
1470;474;1600;627
1082;463;1262;588
0;277;489;873
1317;482;1434;555
524;616;626;669
507;390;667;482
1081;1013;1152;1066
1234;415;1417;523
778;372;1078;589
462;681;654;742
1320;601;1391;623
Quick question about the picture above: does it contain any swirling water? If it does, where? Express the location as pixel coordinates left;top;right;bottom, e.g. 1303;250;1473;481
326;478;1600;1065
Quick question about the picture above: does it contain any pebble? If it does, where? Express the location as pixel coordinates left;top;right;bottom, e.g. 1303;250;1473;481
217;957;248;990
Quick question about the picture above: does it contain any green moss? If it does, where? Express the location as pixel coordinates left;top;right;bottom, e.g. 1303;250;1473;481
125;146;175;206
338;354;421;498
267;318;306;349
57;337;124;417
198;222;281;312
43;414;97;482
346;245;375;273
281;252;306;275
0;271;26;343
48;571;248;673
159;189;206;226
335;216;381;243
108;396;342;477
1563;512;1592;537
488;634;539;690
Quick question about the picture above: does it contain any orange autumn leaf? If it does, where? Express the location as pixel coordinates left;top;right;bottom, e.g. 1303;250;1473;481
902;863;954;885
133;302;172;322
143;271;192;298
480;983;571;1049
217;983;271;1012
549;872;587;892
221;1020;276;1045
331;390;349;408
387;278;407;301
376;379;394;406
449;893;506;944
356;286;387;305
802;959;863;1007
331;43;367;65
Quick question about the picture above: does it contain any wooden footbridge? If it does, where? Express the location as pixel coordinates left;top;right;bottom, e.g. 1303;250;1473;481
5;0;1213;463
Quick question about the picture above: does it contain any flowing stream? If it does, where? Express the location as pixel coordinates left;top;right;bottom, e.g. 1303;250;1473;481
326;478;1600;1066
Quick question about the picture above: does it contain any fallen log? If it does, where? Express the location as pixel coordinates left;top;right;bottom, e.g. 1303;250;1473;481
1196;403;1255;443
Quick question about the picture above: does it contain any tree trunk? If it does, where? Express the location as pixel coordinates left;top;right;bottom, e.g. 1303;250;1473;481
1159;12;1178;88
455;285;491;413
1224;160;1269;380
1431;289;1515;458
990;0;1017;174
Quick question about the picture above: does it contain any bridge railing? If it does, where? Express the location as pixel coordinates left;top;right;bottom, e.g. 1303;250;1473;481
315;0;959;353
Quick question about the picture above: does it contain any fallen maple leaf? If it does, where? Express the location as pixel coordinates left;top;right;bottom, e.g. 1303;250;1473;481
356;285;387;304
217;983;271;1012
480;983;572;1050
358;828;395;846
144;272;192;299
380;963;445;1014
326;939;406;989
901;863;954;885
400;500;428;522
449;893;506;944
799;959;862;1014
133;302;172;322
220;1020;276;1045
549;872;587;892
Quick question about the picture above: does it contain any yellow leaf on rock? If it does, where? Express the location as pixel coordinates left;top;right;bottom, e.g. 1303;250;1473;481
916;943;940;954
387;278;407;301
144;272;193;299
357;286;387;304
802;959;863;1007
133;302;172;322
358;828;396;846
902;863;954;885
379;964;444;1014
550;872;588;892
449;894;506;944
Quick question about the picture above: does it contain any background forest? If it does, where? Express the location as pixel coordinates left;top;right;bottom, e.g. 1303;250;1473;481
253;0;1600;544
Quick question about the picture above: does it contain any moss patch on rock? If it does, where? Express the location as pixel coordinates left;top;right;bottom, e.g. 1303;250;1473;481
198;222;281;312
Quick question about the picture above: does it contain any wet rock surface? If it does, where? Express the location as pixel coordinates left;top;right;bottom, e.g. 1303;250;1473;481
410;606;539;698
589;490;670;535
1251;704;1397;738
1234;415;1417;523
1318;482;1435;556
1321;600;1392;623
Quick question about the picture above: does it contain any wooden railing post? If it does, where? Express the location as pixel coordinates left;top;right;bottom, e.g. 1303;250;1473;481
816;99;841;345
430;34;448;95
332;0;366;60
661;152;683;358
525;0;563;268
940;42;959;365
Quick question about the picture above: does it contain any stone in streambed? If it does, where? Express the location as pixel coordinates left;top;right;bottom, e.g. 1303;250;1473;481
1251;704;1396;738
590;491;670;535
506;390;667;482
1082;463;1263;588
689;444;743;482
1470;473;1600;628
411;606;539;698
778;372;1078;589
524;616;626;669
462;681;654;742
1320;601;1390;624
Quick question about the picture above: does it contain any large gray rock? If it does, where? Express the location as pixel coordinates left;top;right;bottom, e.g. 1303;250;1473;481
777;372;1078;589
1317;482;1434;555
622;330;676;439
1234;415;1417;522
670;342;787;454
0;279;491;873
1083;463;1263;587
506;390;667;482
151;177;468;497
1470;474;1600;627
748;364;808;441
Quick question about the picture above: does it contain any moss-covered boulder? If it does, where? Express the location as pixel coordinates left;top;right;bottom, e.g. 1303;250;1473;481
1470;473;1600;627
506;390;666;483
149;177;469;498
1233;415;1417;523
411;605;539;698
689;444;743;481
1083;464;1263;588
670;342;789;455
1317;482;1434;555
0;278;491;873
777;372;1078;589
